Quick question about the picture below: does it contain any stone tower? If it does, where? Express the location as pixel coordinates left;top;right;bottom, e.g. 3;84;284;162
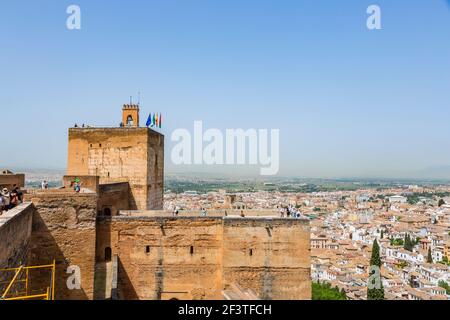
122;104;140;127
67;104;164;210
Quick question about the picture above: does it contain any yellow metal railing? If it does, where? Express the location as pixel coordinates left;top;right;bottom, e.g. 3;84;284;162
0;260;56;301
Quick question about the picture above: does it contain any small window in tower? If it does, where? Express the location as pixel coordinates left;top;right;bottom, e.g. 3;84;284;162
190;246;194;255
249;249;253;256
126;115;134;126
103;208;112;216
105;247;112;262
146;246;151;254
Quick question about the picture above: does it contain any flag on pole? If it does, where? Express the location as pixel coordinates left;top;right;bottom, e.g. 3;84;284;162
146;113;152;127
159;113;162;128
155;113;159;127
152;113;156;127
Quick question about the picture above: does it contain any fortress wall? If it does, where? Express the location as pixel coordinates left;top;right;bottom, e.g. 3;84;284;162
222;218;311;300
26;191;97;300
0;203;33;269
67;128;164;210
96;217;224;300
146;131;164;210
120;209;284;218
96;215;311;300
98;182;130;216
63;175;100;194
0;173;25;189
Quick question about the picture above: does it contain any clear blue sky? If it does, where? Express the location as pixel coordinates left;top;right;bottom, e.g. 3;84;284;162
1;0;450;178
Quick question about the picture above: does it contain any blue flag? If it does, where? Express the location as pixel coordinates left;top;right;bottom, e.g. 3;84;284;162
146;113;152;127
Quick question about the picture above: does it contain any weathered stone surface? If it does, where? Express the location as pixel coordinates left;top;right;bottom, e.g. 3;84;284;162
67;128;164;210
26;191;97;300
95;215;311;300
0;203;33;296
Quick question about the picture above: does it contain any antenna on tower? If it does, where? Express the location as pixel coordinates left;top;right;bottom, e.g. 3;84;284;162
138;91;141;106
130;96;133;105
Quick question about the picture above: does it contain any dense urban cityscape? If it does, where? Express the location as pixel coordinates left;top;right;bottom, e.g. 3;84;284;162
162;178;450;300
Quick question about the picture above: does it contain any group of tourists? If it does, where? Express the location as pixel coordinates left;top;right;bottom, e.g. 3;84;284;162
74;123;90;128
0;185;23;215
279;205;303;219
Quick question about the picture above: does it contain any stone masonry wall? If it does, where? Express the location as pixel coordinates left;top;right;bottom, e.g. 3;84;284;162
0;203;33;295
96;217;223;300
0;173;25;189
96;216;311;300
98;182;130;216
26;190;97;300
222;218;311;300
67;128;164;210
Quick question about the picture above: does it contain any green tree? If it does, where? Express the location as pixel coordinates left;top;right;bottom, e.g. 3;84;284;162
404;234;409;251
367;239;385;300
312;282;347;300
438;199;445;207
427;247;433;264
442;256;449;266
404;234;414;252
438;281;450;295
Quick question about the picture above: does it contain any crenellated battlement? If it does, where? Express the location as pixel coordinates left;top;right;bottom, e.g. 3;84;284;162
122;104;140;110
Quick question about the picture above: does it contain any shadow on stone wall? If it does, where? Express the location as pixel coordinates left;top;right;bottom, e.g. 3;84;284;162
117;257;139;300
94;217;111;300
29;212;89;300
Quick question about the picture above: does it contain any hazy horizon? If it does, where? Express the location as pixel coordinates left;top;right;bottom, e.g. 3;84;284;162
5;164;450;182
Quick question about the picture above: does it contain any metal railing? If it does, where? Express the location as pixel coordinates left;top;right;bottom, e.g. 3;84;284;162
0;260;56;301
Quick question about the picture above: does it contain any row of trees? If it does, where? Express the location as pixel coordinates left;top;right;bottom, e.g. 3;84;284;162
389;234;419;252
403;234;419;252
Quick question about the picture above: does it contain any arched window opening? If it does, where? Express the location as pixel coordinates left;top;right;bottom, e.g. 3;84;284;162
103;207;112;216
105;247;112;262
126;115;134;126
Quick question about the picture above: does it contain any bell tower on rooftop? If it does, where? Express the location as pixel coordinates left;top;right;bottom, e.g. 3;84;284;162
122;104;140;127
